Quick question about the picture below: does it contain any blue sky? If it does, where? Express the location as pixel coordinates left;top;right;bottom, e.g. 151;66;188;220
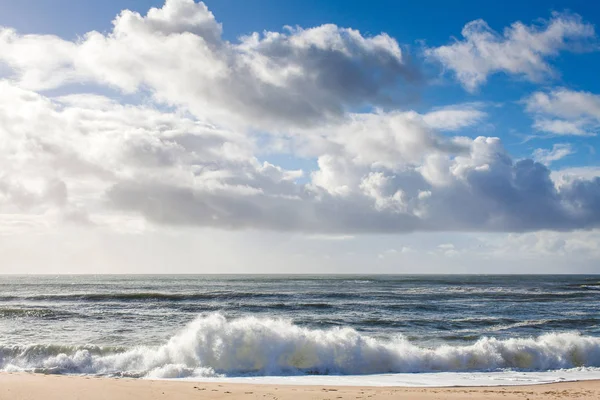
1;0;600;273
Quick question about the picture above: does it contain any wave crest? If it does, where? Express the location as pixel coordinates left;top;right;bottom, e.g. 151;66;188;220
2;313;600;378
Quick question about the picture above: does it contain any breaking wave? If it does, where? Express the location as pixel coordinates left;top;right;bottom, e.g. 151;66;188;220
2;313;600;379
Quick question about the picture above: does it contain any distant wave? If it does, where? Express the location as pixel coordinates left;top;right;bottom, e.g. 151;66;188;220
0;307;80;319
0;292;288;302
580;285;600;291
0;288;593;303
1;313;600;378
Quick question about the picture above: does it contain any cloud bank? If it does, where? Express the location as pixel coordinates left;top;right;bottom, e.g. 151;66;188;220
0;0;599;236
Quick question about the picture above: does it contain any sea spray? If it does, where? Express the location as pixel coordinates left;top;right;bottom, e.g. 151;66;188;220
2;313;600;378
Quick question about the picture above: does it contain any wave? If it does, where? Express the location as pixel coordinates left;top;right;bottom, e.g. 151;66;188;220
580;285;600;291
0;307;79;319
1;313;600;378
0;292;288;302
1;287;594;304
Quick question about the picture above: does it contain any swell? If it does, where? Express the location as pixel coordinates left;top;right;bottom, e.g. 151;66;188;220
0;307;79;320
1;288;594;303
2;313;600;378
0;292;289;302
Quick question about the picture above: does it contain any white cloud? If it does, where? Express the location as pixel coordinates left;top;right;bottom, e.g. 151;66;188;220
0;80;283;230
0;0;416;131
360;172;406;212
436;243;460;257
479;230;600;259
532;119;590;136
422;103;487;131
2;81;600;234
551;166;600;183
302;110;470;173
426;13;596;91
303;234;355;241
524;88;600;136
532;143;574;166
0;1;600;239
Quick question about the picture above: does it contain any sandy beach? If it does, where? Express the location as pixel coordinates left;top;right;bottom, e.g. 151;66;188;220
1;373;599;400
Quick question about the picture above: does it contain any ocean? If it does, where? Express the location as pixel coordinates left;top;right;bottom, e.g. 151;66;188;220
1;274;600;386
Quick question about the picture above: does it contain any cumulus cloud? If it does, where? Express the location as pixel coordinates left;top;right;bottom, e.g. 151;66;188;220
0;0;417;130
304;110;470;171
1;1;600;236
0;80;266;229
524;88;600;136
551;166;600;183
532;143;574;166
1;80;600;234
426;13;596;91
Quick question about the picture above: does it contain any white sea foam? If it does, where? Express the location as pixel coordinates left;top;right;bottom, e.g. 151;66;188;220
183;369;600;387
2;313;600;380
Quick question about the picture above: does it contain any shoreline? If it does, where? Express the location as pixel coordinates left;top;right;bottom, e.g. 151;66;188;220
1;373;599;399
169;369;600;387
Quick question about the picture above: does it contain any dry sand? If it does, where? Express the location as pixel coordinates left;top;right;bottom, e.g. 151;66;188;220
1;373;599;400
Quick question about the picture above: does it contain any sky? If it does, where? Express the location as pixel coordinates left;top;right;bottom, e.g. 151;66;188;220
0;0;600;274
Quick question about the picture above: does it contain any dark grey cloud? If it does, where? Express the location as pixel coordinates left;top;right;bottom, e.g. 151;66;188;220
106;153;600;234
106;180;423;233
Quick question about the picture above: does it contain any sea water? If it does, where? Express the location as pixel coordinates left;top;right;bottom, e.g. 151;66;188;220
1;274;599;386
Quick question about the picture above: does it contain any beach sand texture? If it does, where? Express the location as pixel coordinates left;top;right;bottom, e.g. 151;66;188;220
1;373;599;400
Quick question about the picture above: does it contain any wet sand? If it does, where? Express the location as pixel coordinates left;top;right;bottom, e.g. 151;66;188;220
1;373;599;399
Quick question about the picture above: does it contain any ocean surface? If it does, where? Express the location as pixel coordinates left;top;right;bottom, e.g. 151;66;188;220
1;274;600;386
